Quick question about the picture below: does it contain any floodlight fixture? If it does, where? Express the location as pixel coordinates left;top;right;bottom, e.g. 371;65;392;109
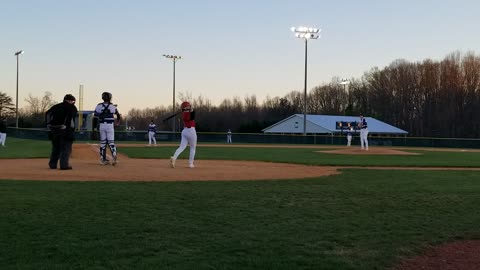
340;78;350;85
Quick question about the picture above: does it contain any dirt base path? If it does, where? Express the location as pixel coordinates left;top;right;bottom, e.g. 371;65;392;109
2;144;480;181
393;240;480;270
0;144;339;181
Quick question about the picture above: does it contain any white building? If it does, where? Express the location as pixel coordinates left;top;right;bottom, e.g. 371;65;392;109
262;114;408;135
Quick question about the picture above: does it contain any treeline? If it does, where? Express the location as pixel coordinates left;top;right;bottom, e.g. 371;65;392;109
0;91;59;128
126;94;298;133
128;51;480;138
355;51;480;138
3;51;480;138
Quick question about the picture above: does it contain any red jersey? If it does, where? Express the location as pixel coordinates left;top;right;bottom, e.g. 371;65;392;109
182;111;195;128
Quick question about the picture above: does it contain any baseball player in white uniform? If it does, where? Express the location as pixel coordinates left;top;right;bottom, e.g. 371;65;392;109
346;127;353;146
227;129;232;143
0;117;7;147
93;92;121;165
358;113;369;150
170;101;197;168
148;120;157;145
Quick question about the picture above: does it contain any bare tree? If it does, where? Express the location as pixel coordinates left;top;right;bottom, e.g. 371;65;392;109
24;91;56;116
0;92;15;119
461;52;480;137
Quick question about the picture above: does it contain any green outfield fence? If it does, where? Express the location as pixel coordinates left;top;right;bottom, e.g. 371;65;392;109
7;127;480;148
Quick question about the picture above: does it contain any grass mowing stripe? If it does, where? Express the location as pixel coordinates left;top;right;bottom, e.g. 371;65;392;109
0;138;51;158
1;170;480;269
2;138;480;167
121;146;480;167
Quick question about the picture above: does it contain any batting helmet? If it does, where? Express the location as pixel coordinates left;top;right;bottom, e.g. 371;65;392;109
102;92;112;102
181;101;191;111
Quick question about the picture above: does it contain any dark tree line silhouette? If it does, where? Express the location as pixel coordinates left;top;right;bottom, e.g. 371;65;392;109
5;51;480;138
358;51;480;138
127;51;480;138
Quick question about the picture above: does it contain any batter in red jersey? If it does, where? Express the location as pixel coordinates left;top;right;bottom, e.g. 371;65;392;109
170;101;197;168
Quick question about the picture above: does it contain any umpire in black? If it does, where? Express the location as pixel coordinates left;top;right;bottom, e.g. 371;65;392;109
45;94;78;170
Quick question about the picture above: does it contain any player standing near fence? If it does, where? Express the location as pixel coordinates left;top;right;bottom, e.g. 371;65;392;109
358;113;369;150
93;92;121;165
227;129;232;143
346;127;353;146
170;101;197;168
0;117;7;147
148;120;157;146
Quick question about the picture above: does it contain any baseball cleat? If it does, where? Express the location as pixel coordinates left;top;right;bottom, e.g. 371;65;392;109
100;159;110;165
170;157;175;168
189;164;195;169
112;157;118;166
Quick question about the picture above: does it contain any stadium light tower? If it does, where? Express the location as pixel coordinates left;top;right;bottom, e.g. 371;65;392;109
163;54;182;133
291;26;320;135
14;50;24;128
340;78;350;115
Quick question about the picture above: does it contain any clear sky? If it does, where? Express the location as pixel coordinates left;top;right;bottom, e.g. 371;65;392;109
1;0;479;113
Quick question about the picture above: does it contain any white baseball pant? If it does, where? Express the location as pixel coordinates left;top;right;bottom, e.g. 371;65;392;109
99;123;117;160
172;127;197;167
360;129;369;150
0;132;6;146
148;131;157;145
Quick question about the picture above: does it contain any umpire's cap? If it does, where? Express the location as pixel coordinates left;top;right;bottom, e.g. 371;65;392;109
63;94;76;102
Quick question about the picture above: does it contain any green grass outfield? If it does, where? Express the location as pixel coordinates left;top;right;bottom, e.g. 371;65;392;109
1;138;480;269
121;145;480;167
3;137;480;167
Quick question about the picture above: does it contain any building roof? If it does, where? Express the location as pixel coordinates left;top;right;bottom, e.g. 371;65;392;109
262;114;408;135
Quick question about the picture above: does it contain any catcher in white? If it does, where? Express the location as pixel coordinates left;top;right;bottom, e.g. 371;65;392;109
170;101;197;168
93;92;121;165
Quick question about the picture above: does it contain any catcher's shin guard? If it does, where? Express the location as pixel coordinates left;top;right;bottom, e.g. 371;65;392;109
108;142;117;165
100;141;107;163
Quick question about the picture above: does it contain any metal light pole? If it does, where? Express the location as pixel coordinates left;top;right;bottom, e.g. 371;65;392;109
340;78;350;116
14;50;24;128
163;54;182;132
291;26;320;135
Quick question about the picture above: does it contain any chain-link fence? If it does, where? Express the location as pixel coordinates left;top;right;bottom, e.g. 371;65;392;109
7;127;480;148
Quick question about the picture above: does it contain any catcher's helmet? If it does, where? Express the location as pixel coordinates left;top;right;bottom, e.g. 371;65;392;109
181;101;191;110
102;92;112;102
